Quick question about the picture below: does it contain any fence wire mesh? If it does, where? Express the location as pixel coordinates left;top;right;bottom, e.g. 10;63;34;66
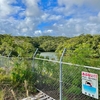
34;58;100;100
0;56;17;67
62;64;100;100
0;56;36;100
0;56;100;100
34;59;60;99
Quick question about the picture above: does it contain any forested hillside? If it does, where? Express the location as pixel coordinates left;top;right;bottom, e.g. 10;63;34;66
56;34;100;66
1;34;100;66
56;34;100;57
0;34;69;57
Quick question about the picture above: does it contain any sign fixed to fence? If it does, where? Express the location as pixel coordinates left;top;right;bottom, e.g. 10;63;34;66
82;71;98;99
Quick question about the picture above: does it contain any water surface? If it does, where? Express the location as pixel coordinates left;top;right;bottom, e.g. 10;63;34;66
40;52;58;60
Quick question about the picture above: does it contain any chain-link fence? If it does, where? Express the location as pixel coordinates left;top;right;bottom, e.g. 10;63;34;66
62;63;100;100
0;56;10;67
34;58;60;99
0;56;18;67
0;56;36;100
34;57;100;100
0;55;100;100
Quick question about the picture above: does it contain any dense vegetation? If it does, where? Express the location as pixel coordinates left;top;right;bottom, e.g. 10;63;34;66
0;58;37;99
0;34;68;57
56;34;100;66
0;34;100;99
1;34;100;66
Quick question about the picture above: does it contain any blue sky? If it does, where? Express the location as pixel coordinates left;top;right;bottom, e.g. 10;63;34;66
0;0;100;37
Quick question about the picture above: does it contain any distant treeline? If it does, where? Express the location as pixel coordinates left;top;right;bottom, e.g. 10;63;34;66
0;34;68;57
0;34;100;59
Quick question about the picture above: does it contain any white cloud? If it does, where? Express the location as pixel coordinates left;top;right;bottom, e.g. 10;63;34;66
41;13;62;21
75;24;82;32
53;7;75;17
58;0;84;7
0;0;15;18
44;29;53;33
46;16;100;37
0;0;42;36
41;13;49;21
34;29;53;36
34;30;42;36
48;15;62;20
58;0;100;8
23;0;41;17
57;0;100;19
89;12;100;23
21;28;28;32
0;0;23;19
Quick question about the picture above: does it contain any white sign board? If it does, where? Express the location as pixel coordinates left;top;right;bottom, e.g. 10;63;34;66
82;71;98;99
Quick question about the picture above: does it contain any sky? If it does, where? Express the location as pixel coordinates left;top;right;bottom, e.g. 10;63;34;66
0;0;100;37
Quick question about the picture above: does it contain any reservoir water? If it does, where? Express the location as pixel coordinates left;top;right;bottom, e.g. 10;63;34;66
40;52;58;60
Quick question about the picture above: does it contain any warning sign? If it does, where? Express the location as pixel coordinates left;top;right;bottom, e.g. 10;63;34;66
82;71;98;99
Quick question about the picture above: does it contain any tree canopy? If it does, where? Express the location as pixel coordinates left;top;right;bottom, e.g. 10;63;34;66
0;34;100;60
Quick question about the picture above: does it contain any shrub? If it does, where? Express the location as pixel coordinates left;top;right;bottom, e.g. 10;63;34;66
11;59;37;93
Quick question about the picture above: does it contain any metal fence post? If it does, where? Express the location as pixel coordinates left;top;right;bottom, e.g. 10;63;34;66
60;48;66;100
32;48;38;71
8;51;12;58
1;51;5;67
8;51;12;67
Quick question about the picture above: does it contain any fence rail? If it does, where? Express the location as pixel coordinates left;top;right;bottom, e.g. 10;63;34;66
34;57;100;70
